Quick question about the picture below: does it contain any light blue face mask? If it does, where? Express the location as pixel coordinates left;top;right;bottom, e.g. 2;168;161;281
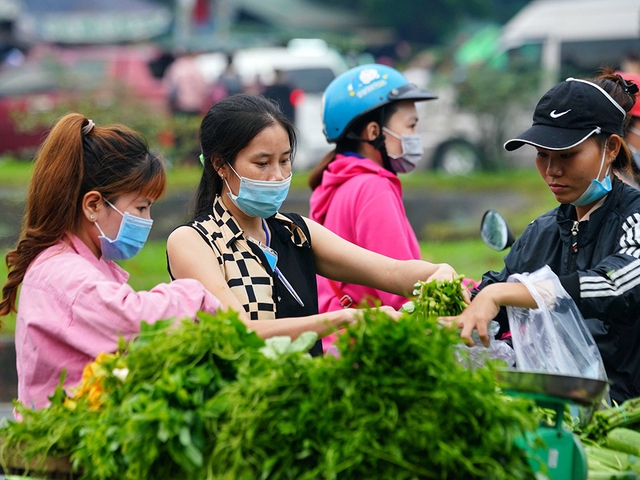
224;164;291;218
571;146;612;207
95;199;153;261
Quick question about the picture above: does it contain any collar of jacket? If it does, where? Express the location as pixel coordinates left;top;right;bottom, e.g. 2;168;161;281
556;175;622;245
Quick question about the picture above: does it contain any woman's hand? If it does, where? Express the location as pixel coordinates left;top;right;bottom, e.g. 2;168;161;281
425;263;471;304
438;283;536;347
425;263;458;282
439;287;501;347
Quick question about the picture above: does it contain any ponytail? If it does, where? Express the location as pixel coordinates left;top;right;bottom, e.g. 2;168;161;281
308;150;337;191
1;114;88;317
1;113;165;317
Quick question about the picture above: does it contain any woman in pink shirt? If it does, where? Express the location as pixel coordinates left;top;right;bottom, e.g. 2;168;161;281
309;64;437;314
0;113;226;410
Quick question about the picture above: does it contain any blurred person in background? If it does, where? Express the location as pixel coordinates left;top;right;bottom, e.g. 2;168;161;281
402;51;436;91
308;64;438;317
211;53;244;103
163;50;209;116
263;68;296;124
621;51;640;75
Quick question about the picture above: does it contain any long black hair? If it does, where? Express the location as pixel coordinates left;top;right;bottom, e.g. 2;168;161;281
193;94;296;218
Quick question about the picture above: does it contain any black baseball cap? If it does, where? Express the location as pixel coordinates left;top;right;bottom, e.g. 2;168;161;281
504;78;626;151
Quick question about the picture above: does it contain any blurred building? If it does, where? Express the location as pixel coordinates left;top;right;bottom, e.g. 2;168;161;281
3;0;379;53
9;0;172;45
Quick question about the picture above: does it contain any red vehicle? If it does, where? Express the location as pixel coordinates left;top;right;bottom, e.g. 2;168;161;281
0;44;170;157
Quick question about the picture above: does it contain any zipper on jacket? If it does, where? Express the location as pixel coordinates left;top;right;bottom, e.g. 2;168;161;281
569;220;579;272
571;221;579;251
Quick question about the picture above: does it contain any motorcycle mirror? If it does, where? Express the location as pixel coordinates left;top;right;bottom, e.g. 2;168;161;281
480;209;515;251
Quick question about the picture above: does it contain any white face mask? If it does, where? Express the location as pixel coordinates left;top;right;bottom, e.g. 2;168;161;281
383;127;424;173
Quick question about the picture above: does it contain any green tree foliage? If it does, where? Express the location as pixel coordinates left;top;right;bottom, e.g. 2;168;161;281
312;0;532;44
454;63;541;168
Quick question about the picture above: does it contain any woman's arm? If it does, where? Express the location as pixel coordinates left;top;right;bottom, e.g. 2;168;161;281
167;226;250;321
167;226;398;338
304;217;461;298
439;282;537;347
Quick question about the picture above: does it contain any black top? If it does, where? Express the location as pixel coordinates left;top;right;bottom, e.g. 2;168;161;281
477;178;640;403
169;198;322;356
261;212;322;356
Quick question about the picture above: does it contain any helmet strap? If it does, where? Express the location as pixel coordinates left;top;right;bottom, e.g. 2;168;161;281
345;130;393;173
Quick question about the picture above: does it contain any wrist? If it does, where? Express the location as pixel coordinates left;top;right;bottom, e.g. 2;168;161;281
483;282;536;309
328;309;351;328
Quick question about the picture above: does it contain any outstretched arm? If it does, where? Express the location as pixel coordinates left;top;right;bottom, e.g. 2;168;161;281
167;225;400;339
304;217;463;299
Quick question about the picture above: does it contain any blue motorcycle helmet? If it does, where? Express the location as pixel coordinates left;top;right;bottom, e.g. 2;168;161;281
322;63;437;143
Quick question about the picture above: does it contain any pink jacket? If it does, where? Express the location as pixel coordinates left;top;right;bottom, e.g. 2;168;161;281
309;153;420;312
15;233;221;410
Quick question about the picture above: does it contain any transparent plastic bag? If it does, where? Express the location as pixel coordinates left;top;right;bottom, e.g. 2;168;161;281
506;265;607;381
455;320;516;369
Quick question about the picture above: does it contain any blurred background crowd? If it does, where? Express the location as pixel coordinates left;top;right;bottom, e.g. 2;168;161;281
0;0;639;174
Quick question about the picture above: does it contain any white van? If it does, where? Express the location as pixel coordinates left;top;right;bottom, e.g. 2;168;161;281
498;0;640;90
418;0;640;174
195;39;349;170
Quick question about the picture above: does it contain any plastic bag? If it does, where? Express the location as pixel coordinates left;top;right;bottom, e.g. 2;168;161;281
506;265;607;381
455;320;516;369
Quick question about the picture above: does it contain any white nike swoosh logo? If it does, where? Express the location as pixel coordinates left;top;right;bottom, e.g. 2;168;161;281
550;109;571;118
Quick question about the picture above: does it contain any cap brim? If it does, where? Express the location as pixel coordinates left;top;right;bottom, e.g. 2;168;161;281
388;84;438;102
504;124;598;151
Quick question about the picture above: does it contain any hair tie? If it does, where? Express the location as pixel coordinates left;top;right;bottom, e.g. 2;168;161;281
617;74;639;96
82;119;95;136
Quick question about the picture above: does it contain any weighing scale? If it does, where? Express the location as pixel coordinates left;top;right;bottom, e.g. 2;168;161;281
496;369;609;480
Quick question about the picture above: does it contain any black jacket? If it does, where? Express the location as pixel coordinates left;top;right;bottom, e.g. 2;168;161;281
479;177;640;404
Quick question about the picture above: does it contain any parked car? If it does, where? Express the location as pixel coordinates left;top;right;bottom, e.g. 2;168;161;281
195;39;349;170
497;0;640;91
0;61;66;157
0;44;168;158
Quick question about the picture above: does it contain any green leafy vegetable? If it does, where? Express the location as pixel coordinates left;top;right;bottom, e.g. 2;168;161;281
401;276;468;318
1;280;537;479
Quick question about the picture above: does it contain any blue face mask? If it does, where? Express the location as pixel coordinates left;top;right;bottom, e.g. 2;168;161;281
571;146;612;207
95;199;153;261
224;164;291;218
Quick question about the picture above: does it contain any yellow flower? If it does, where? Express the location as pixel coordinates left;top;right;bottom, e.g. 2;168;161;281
63;397;77;410
70;351;121;410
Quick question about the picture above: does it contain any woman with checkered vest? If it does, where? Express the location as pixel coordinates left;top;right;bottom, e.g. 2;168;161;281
167;94;463;356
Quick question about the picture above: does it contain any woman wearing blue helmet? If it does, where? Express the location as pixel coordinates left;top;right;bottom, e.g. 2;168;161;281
309;64;438;315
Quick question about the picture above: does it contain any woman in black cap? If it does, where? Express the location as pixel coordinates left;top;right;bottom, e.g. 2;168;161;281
441;69;640;404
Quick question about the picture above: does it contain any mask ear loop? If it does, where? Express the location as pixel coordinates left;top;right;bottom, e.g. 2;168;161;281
95;198;124;240
94;221;107;238
596;144;610;182
103;198;125;216
223;176;237;197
